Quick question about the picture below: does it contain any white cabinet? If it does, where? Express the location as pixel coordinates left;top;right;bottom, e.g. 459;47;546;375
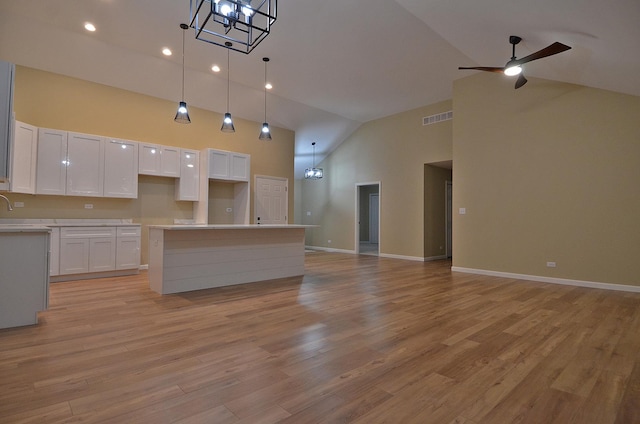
116;226;141;270
36;130;105;197
59;227;116;275
66;132;104;197
176;149;199;201
49;227;60;276
9;120;38;194
207;149;250;182
104;138;138;198
139;143;180;177
36;128;67;195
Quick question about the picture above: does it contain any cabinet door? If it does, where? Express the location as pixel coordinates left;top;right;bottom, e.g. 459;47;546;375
89;237;116;272
104;138;138;198
36;128;67;195
175;150;199;201
116;226;140;270
10;120;37;194
230;153;250;181
208;149;230;179
160;146;181;177
66;132;104;197
139;143;161;175
59;238;90;274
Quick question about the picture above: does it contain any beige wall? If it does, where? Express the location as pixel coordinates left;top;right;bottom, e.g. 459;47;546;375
453;72;640;286
3;66;295;264
300;101;453;258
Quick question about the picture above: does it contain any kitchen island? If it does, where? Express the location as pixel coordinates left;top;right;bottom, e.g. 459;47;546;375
148;225;310;294
0;224;50;328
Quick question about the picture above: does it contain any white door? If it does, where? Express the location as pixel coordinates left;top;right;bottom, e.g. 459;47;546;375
255;176;287;224
369;193;379;243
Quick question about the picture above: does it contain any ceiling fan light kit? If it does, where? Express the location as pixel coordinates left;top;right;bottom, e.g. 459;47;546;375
458;35;571;89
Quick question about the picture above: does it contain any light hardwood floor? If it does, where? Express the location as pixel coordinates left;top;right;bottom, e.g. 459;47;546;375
1;252;639;423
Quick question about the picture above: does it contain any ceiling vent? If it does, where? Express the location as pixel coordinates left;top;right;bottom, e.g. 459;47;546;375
423;110;453;126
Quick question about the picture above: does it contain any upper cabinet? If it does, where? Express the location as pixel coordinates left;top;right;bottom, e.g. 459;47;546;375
66;132;104;197
36;130;138;198
36;128;67;196
104;138;138;198
139;143;180;177
175;149;199;201
207;148;250;182
10;120;38;194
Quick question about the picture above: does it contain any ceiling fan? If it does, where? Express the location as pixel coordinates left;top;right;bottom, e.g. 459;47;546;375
458;36;571;89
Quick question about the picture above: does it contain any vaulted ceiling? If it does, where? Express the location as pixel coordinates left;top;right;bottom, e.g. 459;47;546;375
1;0;638;176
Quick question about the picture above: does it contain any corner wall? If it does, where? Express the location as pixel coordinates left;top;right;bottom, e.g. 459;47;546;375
300;101;453;259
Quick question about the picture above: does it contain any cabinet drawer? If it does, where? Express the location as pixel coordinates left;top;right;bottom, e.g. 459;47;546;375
117;226;141;237
61;227;116;238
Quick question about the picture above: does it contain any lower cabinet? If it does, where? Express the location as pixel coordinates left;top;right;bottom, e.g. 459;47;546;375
57;226;140;277
116;227;141;270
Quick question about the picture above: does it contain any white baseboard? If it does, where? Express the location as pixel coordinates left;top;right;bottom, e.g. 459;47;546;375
305;247;447;263
139;264;149;270
305;246;356;254
451;266;640;293
379;253;426;262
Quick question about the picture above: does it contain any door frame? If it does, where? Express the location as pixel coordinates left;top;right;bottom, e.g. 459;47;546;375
355;181;381;254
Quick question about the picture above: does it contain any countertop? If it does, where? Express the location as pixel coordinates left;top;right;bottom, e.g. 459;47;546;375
0;224;52;233
0;219;140;227
149;224;314;231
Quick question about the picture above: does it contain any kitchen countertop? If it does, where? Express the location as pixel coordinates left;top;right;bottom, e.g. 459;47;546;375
0;219;139;227
0;224;52;233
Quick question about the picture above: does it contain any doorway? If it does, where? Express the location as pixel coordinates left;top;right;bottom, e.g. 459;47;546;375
255;175;288;224
356;183;380;255
445;180;452;258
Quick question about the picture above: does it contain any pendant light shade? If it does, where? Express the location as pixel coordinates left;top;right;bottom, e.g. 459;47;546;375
221;41;235;133
258;57;272;140
174;23;191;124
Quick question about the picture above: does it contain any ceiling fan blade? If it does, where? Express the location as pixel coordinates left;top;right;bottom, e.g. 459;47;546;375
515;42;571;65
515;73;528;89
458;66;505;74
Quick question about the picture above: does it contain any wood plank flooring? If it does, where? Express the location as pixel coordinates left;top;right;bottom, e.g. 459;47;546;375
1;251;639;423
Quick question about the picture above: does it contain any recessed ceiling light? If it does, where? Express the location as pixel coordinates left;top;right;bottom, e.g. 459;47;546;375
211;65;221;73
265;82;273;90
162;47;172;56
84;22;96;32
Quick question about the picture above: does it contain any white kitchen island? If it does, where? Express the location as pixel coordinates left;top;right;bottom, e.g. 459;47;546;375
148;225;310;294
0;225;50;328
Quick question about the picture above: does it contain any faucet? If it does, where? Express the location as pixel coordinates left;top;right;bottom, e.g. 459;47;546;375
0;194;13;211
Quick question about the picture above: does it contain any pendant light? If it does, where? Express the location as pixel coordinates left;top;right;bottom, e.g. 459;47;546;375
174;23;191;124
259;57;272;140
304;142;323;179
221;41;235;133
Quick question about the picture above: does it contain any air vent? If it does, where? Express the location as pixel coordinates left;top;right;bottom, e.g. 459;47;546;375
423;110;453;126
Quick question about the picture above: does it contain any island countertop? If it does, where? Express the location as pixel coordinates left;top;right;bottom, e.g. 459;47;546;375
148;224;313;230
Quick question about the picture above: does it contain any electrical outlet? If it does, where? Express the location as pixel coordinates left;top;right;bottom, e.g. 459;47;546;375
546;261;557;268
14;202;24;208
226;208;232;213
84;204;93;209
328;240;332;244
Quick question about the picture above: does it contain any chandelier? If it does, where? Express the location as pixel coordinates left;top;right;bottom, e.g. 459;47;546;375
304;142;323;180
189;0;277;54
